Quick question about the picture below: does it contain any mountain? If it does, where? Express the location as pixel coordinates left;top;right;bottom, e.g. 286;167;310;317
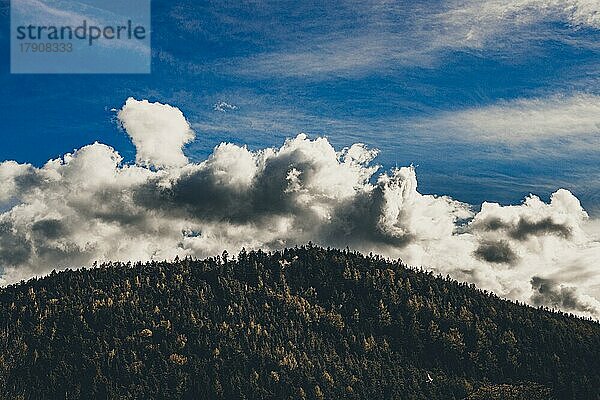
0;245;598;399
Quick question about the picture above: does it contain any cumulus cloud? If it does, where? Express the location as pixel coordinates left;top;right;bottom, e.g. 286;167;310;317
117;98;194;168
1;98;599;318
474;240;519;264
531;276;600;316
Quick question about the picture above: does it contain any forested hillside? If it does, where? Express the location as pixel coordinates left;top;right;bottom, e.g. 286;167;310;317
0;246;598;399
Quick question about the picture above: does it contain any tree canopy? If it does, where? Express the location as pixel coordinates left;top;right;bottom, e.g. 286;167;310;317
0;245;597;399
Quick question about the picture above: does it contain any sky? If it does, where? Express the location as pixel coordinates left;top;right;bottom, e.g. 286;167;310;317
1;0;599;212
0;1;599;317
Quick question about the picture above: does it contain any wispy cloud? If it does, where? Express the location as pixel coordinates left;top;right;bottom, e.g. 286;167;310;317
413;93;600;143
230;33;428;78
438;0;600;47
213;101;238;112
13;0;92;26
229;0;599;79
12;0;150;55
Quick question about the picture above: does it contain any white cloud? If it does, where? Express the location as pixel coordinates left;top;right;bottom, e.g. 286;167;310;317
438;0;600;48
233;0;599;78
13;0;97;28
213;101;238;112
1;98;599;319
117;98;195;168
413;93;600;143
13;0;151;55
236;33;417;78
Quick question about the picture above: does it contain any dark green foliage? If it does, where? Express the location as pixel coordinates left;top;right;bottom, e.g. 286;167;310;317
0;245;598;399
465;383;553;400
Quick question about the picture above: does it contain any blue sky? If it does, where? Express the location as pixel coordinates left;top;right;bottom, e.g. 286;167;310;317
1;0;599;213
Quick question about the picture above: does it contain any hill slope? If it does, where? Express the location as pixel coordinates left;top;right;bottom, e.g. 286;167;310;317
0;246;598;399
